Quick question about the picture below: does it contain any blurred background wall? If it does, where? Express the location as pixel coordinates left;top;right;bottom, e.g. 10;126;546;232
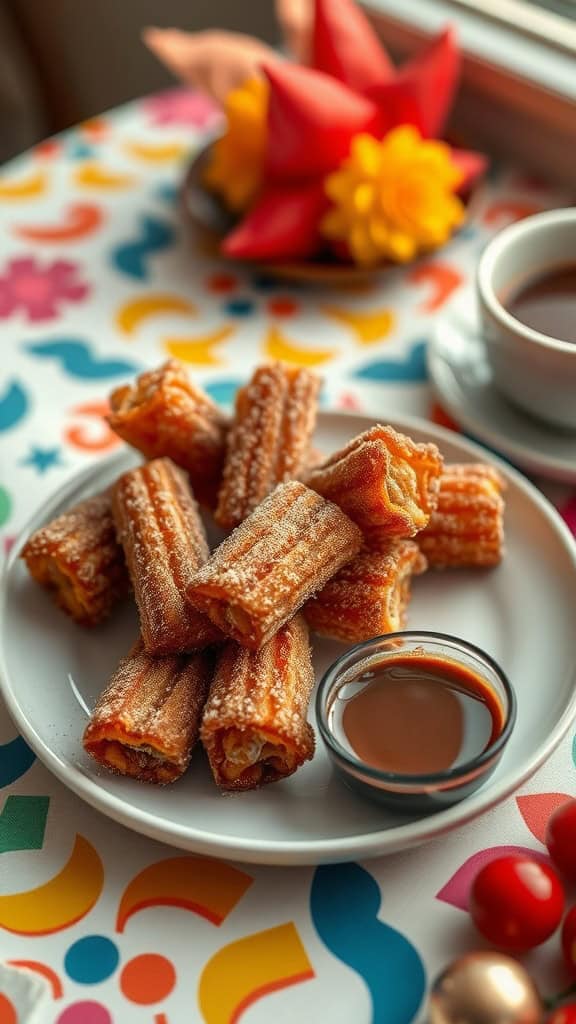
0;0;280;162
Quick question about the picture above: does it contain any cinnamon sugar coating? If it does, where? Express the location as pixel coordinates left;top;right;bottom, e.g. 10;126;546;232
112;457;223;655
21;493;128;626
215;362;321;530
201;614;315;790
108;360;228;507
304;539;427;643
417;463;505;568
304;424;443;538
83;638;212;783
187;479;363;650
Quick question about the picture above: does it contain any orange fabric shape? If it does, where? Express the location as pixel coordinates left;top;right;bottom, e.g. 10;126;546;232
120;954;176;1005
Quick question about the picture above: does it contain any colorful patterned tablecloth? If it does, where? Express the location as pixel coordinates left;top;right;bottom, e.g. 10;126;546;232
1;89;575;1024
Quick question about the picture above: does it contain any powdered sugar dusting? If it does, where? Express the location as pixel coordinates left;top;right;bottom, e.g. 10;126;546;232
188;480;362;647
113;458;223;654
200;615;315;790
215;362;321;530
418;463;505;568
304;539;427;642
304;422;444;536
21;492;128;624
108;360;229;506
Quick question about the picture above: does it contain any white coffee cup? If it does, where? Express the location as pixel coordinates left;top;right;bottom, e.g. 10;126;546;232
477;207;576;431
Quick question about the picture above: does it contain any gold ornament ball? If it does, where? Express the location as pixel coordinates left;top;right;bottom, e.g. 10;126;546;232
429;951;544;1024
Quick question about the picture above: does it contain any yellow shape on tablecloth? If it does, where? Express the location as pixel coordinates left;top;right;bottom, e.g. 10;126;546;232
164;326;234;366
74;162;137;189
322;305;395;344
199;923;314;1023
124;140;189;163
0;835;103;935
263;325;337;367
116;855;252;933
0;170;47;201
116;294;197;334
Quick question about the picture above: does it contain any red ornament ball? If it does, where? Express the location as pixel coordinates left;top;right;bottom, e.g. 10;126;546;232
548;1005;576;1024
469;854;565;951
546;799;576;880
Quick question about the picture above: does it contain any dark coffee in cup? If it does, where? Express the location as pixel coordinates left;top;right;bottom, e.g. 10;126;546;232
505;264;576;343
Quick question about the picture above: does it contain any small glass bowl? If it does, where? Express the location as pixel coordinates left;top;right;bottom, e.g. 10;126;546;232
316;631;517;814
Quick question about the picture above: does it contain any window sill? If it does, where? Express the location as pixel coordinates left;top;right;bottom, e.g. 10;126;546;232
364;0;576;191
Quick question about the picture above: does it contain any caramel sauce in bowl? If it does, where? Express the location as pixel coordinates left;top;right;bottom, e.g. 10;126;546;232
316;632;516;814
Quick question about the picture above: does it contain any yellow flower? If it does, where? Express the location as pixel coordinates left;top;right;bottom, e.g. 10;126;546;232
203;77;268;213
321;126;465;266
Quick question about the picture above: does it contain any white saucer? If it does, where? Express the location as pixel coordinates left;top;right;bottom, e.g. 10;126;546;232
428;304;576;483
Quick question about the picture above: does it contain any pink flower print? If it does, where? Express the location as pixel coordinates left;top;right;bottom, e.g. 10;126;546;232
0;257;89;321
144;88;221;128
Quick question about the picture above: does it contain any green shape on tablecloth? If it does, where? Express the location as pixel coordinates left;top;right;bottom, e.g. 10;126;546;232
0;486;11;527
111;214;175;280
0;736;36;787
311;863;426;1024
25;339;140;380
353;340;428;382
20;445;64;474
204;378;243;407
0;795;49;853
0;380;29;432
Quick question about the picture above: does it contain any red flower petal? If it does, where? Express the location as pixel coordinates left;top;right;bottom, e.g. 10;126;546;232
368;27;460;138
311;0;394;92
222;182;329;262
262;61;381;181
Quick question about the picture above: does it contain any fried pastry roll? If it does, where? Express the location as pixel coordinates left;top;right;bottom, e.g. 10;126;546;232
187;479;363;650
108;360;228;507
112;457;223;655
201;614;315;789
417;463;505;568
304;424;443;538
83;639;212;783
21;493;128;626
304;540;427;643
214;362;321;530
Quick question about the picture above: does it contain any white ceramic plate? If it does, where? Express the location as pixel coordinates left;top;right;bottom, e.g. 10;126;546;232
2;412;576;865
428;303;576;483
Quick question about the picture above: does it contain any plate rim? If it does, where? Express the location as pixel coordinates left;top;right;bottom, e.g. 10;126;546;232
2;410;576;865
428;317;576;484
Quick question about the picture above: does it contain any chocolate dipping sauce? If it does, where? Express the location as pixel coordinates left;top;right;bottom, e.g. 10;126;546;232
506;264;576;343
332;653;505;775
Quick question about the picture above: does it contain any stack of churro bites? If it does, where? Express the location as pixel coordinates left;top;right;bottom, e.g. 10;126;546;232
22;359;506;792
